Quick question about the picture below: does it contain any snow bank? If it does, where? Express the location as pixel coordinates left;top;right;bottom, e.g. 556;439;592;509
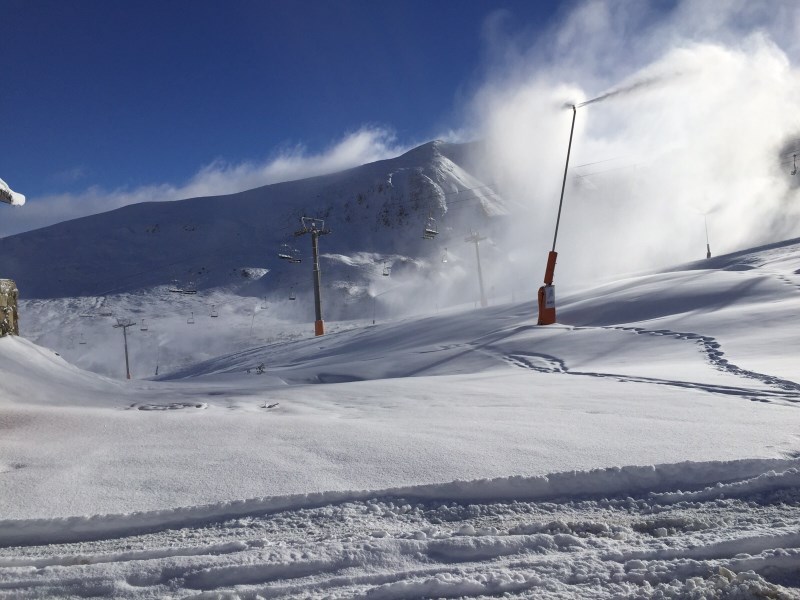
0;178;24;206
1;457;795;548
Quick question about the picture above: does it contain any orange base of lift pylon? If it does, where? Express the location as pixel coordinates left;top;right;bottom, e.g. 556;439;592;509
315;320;325;336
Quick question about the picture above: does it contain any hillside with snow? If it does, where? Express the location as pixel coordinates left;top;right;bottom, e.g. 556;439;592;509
1;140;525;380
0;141;503;299
0;231;799;598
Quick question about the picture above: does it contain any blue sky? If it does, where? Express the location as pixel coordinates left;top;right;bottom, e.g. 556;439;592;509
10;0;795;244
1;0;570;200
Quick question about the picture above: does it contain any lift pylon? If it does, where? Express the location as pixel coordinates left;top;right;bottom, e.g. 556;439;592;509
112;318;136;380
464;231;488;308
294;217;331;336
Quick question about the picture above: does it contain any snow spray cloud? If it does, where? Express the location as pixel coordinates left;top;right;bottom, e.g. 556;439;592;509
576;72;682;109
467;0;800;289
0;127;406;237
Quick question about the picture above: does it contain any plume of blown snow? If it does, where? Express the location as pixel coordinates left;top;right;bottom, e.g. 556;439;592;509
467;0;800;290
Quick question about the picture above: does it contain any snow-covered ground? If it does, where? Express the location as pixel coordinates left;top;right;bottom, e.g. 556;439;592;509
1;238;799;598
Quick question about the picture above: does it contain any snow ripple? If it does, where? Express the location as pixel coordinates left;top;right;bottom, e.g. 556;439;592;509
0;460;798;599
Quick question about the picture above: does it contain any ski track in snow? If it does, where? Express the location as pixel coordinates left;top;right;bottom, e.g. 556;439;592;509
607;326;800;401
771;270;800;293
0;464;798;599
481;324;800;407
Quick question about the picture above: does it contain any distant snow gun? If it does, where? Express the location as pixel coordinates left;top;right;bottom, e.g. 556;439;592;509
0;178;26;206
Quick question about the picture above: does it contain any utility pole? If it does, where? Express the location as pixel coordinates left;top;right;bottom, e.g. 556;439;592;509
464;231;488;308
295;216;331;336
113;318;136;379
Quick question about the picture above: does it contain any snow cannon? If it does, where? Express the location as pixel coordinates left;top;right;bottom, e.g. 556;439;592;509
0;178;26;206
537;251;557;325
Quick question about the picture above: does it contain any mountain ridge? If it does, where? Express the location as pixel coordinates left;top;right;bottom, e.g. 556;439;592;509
0;140;503;298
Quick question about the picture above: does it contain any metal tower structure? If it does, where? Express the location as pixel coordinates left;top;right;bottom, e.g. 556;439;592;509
113;318;136;379
295;216;331;336
464;231;488;308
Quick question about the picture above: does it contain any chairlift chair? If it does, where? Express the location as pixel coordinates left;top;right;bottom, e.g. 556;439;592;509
289;287;296;300
422;215;438;239
288;248;302;264
170;280;197;295
210;305;218;318
793;154;797;176
78;333;87;345
140;318;148;331
441;248;449;263
187;311;195;325
382;262;390;277
278;243;293;260
261;297;268;309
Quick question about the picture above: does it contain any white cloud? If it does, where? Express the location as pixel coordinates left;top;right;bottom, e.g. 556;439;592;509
1;127;406;237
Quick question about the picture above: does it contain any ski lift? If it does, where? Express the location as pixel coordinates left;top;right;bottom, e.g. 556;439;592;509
279;244;302;263
210;304;218;318
289;287;296;300
382;261;390;277
140;318;148;331
792;154;797;176
422;214;438;239
169;280;197;295
78;333;87;345
261;296;268;309
441;247;449;263
187;311;195;325
278;243;293;260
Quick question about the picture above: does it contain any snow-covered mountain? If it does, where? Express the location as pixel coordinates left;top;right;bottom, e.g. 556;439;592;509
2;140;520;378
0;140;504;299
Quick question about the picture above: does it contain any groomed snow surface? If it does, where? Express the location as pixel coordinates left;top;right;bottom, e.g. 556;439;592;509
1;239;800;598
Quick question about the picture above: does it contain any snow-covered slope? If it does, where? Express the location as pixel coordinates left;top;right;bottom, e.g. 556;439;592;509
1;223;799;598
